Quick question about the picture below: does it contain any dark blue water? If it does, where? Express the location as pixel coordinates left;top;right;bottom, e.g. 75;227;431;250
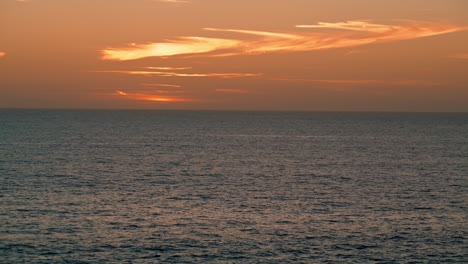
0;110;466;263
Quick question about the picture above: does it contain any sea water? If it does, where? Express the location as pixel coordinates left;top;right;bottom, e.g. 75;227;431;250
0;110;466;263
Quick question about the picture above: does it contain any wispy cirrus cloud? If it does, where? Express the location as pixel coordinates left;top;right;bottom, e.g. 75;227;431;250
345;49;368;55
215;89;249;93
450;53;468;59
101;20;466;61
92;70;262;78
101;38;240;61
140;83;182;88
143;66;192;70
17;0;191;2
295;21;394;33
273;78;440;86
154;0;190;3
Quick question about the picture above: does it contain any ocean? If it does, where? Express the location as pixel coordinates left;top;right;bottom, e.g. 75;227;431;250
0;110;466;263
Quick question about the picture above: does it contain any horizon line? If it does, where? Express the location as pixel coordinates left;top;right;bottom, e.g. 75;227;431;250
1;107;466;114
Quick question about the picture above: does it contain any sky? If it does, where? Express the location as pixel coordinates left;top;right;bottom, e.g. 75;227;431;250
1;0;467;111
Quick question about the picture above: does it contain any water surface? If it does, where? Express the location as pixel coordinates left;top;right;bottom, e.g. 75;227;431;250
0;110;466;263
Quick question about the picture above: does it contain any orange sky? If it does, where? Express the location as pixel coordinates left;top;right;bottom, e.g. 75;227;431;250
1;0;467;111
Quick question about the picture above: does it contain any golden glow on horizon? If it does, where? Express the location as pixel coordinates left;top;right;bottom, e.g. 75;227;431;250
0;52;6;58
115;90;191;102
100;20;466;61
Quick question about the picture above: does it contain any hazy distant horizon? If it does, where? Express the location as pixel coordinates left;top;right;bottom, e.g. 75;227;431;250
1;107;468;113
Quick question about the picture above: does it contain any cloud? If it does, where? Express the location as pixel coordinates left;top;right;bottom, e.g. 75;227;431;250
273;78;440;86
203;28;298;39
92;70;262;78
154;0;190;3
0;52;6;58
450;53;468;59
16;0;190;2
100;20;466;61
144;66;192;70
295;21;394;33
101;37;241;61
115;90;192;102
345;49;368;55
140;83;182;88
215;89;249;93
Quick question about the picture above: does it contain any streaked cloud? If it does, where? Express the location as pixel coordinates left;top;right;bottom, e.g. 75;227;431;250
203;28;298;39
93;70;262;78
450;53;468;59
17;0;191;2
295;21;393;33
391;80;440;86
144;66;192;70
271;79;381;84
215;89;249;93
101;20;466;61
273;78;440;86
137;90;185;94
154;0;190;3
115;90;192;102
140;83;182;88
345;49;368;55
101;37;241;61
116;91;128;96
